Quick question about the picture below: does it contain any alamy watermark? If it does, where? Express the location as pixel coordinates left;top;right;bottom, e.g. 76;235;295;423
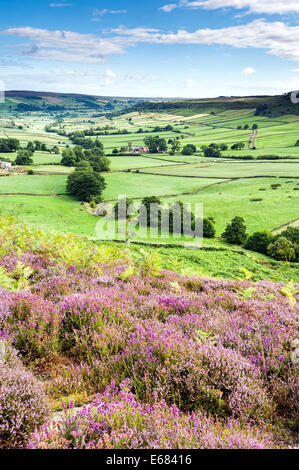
95;196;203;248
0;80;4;103
290;90;299;104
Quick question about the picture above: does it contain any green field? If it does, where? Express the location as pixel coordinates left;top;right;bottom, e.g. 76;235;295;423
141;161;299;178
0;93;298;263
0;175;67;194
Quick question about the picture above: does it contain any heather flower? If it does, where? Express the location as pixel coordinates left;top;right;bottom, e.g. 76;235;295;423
0;343;49;448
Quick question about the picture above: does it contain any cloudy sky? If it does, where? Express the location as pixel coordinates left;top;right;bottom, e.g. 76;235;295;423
1;0;299;97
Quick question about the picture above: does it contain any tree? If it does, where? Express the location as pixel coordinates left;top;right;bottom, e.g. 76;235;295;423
278;227;299;245
203;218;216;238
231;142;245;150
222;216;247;245
61;148;77;167
15;150;33;166
139;196;161;227
168;201;196;235
252;124;258;130
76;160;92;171
204;146;221;158
84;148;110;173
274;227;299;261
66;167;106;203
26;142;35;152
144;136;167;153
88;155;110;173
170;139;181;155
219;144;228;151
34;140;42;151
182;144;196;155
114;197;134;219
267;237;296;261
244;231;273;254
0;138;20;153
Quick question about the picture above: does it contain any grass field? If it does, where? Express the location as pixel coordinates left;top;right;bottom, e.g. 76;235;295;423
0;101;298;260
166;177;299;234
0;174;67;194
141;160;299;178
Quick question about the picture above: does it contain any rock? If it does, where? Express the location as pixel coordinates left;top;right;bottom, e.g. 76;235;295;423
0;340;6;363
291;339;299;367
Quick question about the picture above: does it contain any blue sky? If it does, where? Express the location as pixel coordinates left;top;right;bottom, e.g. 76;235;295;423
0;0;299;97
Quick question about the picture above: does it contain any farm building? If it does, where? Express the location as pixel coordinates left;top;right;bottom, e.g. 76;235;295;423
131;146;149;154
0;161;12;170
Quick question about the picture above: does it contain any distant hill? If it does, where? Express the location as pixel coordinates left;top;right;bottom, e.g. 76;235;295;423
114;93;299;118
1;90;298;119
0;90;165;116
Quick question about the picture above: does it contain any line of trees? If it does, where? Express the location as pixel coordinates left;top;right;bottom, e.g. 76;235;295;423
60;144;110;173
222;216;298;262
0;138;20;153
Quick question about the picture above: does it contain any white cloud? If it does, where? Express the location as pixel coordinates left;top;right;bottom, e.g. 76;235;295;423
159;4;178;12
291;69;299;73
241;67;256;74
160;1;299;15
92;8;127;16
3;19;299;64
185;78;197;87
113;20;299;61
1;27;126;63
49;3;73;6
105;69;117;85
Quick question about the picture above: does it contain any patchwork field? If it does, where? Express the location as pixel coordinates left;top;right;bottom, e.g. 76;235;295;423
0;96;298;253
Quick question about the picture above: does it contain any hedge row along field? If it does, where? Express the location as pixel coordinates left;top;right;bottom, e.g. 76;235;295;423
0;216;298;449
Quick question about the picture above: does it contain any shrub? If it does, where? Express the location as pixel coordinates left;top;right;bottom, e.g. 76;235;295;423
245;231;273;255
0;343;49;448
5;292;60;361
114;197;135;219
28;380;275;449
222;217;247;245
267;237;296;262
203;218;216;238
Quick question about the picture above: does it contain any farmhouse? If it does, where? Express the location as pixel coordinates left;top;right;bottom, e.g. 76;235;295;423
131;146;149;154
0;161;12;170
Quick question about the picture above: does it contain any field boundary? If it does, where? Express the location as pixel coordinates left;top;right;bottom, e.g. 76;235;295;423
271;218;299;233
0;193;65;196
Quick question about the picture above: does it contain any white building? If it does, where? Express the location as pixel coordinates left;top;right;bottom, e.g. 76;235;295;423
0;161;12;170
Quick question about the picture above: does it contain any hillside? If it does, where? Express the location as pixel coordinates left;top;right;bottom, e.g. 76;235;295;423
115;93;299;118
0;90;157;116
0;216;298;449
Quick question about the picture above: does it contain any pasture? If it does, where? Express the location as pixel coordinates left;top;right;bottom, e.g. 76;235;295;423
0;104;298;251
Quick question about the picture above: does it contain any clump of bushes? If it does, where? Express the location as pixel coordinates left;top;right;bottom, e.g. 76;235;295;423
244;231;273;255
267;237;297;262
